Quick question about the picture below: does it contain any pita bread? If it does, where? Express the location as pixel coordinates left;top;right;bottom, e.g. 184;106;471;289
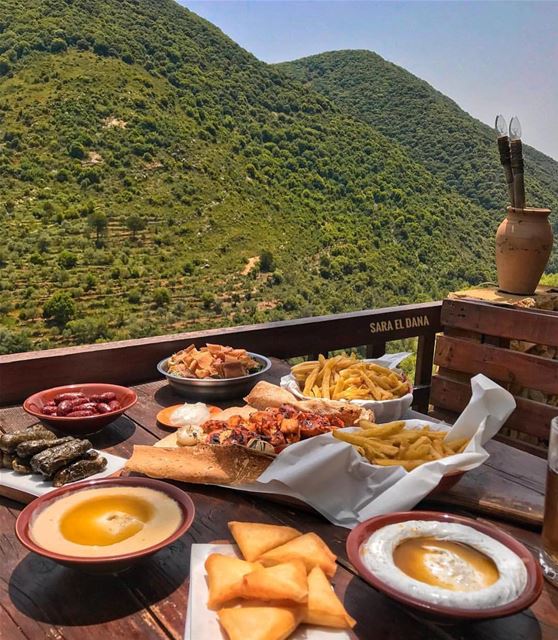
241;560;308;603
228;521;301;562
218;604;300;640
302;566;356;629
258;532;337;578
214;405;257;420
244;381;298;409
244;381;372;425
125;444;271;485
205;553;261;609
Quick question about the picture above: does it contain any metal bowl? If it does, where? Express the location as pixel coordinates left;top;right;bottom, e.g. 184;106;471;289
156;352;272;401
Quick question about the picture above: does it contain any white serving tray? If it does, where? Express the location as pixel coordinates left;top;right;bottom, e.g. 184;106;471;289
185;543;351;640
0;451;126;503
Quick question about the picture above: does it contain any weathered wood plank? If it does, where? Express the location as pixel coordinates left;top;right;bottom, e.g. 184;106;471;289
0;302;441;404
413;333;436;412
434;335;558;395
431;375;558;441
442;299;558;346
365;341;387;358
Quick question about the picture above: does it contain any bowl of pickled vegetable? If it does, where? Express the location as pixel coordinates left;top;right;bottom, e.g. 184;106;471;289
23;384;137;436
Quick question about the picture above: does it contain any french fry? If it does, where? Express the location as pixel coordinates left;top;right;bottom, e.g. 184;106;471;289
358;420;405;437
405;444;431;460
332;421;470;472
373;459;429;471
291;353;409;402
446;438;469;452
303;364;320;397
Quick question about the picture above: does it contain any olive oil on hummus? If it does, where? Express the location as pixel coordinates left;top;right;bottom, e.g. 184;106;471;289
31;486;182;557
393;536;499;591
361;520;528;609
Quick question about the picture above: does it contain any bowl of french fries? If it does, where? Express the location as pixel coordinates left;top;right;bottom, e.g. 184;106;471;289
284;354;413;422
333;419;470;493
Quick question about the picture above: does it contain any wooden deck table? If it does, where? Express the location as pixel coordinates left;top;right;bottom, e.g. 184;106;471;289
1;359;557;640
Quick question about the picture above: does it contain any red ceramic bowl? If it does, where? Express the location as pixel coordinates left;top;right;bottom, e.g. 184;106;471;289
346;510;543;622
15;477;196;574
430;469;464;496
23;383;138;436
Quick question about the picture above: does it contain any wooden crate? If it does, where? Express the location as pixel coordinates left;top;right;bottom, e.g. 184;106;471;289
431;298;558;457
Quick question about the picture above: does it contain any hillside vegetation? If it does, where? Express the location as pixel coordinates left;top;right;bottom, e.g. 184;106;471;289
0;0;549;354
279;50;558;227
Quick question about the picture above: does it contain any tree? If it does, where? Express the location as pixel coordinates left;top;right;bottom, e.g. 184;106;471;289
259;250;276;272
0;58;11;77
125;214;146;239
43;292;76;327
50;38;67;53
87;211;108;245
0;328;32;355
58;250;77;269
152;287;171;307
182;261;194;275
69;143;85;159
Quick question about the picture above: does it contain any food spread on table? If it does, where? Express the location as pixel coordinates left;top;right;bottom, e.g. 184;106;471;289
30;485;182;557
39;391;122;417
125;380;373;482
360;520;528;609
125;377;477;484
0;425;107;486
2;349;543;638
291;353;411;401
333;420;469;471
167;344;261;379
205;521;355;639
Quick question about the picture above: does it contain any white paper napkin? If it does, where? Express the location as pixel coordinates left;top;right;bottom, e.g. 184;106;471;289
231;374;515;528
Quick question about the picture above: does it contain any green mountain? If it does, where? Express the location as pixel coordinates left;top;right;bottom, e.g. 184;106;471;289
278;50;558;228
0;1;549;354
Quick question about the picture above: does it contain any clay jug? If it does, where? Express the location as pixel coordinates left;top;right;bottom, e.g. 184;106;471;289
495;207;553;295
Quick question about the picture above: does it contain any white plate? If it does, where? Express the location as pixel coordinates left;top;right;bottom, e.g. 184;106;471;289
0;451;126;503
185;543;351;640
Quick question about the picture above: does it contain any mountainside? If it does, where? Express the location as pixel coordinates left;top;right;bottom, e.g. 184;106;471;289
0;1;547;353
279;50;558;242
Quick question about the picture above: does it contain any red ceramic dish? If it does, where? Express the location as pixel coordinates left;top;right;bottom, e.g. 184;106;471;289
430;469;464;496
346;510;543;622
23;383;137;436
15;477;195;574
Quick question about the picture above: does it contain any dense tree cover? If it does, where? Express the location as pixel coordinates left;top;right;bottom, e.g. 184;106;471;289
0;0;538;353
279;51;558;268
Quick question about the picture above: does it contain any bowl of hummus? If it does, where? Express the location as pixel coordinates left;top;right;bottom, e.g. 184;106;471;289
346;511;543;621
15;477;195;573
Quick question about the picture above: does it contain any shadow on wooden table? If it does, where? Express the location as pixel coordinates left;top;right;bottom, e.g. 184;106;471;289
87;415;137;449
8;535;189;625
341;574;543;640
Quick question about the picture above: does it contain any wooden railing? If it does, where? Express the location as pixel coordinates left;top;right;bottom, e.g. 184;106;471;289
0;301;442;408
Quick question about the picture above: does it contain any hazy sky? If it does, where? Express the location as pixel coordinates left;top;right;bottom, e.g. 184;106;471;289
183;1;558;160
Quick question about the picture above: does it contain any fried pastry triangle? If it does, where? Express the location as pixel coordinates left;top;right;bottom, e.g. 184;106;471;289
241;560;308;603
205;553;261;609
258;532;337;578
302;566;356;629
228;521;301;562
218;604;300;640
